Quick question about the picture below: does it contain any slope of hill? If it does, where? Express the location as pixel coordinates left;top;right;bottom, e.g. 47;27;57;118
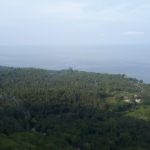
0;66;150;150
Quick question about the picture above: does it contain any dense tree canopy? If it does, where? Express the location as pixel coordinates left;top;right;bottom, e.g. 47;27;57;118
0;66;150;150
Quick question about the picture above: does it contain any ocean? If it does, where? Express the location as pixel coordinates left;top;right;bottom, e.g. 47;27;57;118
0;45;150;83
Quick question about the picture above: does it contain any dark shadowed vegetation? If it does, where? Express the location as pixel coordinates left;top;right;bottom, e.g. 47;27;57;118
0;66;150;150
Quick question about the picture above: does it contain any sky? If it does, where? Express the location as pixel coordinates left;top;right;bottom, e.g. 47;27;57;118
0;0;150;45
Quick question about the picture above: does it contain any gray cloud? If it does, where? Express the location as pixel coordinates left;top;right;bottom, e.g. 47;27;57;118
0;0;150;45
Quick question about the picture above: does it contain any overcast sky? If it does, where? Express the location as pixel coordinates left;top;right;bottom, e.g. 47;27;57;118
0;0;150;45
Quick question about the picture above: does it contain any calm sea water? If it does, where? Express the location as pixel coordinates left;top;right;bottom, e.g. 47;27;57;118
0;45;150;83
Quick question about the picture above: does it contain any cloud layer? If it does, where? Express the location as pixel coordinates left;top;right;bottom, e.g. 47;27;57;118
0;0;149;45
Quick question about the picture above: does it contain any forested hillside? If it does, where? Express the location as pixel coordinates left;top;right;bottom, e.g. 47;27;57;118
0;66;150;150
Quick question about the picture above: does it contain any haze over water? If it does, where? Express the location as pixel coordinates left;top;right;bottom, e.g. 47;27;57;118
0;1;150;83
0;45;149;83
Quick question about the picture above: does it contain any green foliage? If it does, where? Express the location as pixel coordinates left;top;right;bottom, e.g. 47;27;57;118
126;106;150;121
0;66;150;150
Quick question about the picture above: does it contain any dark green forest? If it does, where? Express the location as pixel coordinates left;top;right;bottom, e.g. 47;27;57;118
0;66;150;150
